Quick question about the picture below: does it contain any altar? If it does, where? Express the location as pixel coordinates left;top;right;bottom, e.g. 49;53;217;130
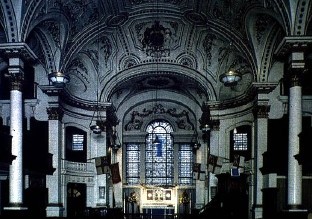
142;205;174;219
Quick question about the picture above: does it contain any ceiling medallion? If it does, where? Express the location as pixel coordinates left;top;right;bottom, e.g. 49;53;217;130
184;10;207;26
141;21;172;58
107;12;128;27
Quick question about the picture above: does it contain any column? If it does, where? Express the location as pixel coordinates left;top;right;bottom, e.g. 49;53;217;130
46;107;64;217
287;72;303;210
4;57;28;215
274;37;309;218
253;103;270;219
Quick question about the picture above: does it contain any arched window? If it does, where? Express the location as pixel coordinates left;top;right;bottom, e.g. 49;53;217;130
125;120;194;186
230;125;251;162
65;127;87;162
145;120;174;185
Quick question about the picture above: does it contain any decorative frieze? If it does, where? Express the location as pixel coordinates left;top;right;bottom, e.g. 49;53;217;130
210;119;220;131
125;103;193;131
253;105;270;119
288;70;303;87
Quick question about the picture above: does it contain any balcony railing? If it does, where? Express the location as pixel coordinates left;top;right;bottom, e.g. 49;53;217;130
61;160;95;175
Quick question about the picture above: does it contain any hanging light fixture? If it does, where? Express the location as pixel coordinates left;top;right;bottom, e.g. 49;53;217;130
219;69;242;87
48;0;70;87
90;11;104;135
90;118;104;134
219;42;242;87
48;71;70;87
89;91;105;134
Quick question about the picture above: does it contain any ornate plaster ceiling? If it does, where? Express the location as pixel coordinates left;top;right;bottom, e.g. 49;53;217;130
2;0;309;111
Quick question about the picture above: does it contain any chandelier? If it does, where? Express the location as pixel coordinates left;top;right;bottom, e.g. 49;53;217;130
47;0;70;88
219;42;242;87
219;69;242;87
48;71;70;87
90;116;105;134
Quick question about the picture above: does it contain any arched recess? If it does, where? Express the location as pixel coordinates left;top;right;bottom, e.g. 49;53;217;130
122;109;198;207
102;63;217;103
120;90;201;155
244;7;285;83
65;126;87;162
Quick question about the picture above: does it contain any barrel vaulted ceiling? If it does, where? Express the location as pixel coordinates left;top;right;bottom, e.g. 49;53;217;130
0;0;311;114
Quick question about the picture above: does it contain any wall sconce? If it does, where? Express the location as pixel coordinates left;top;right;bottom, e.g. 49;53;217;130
192;142;201;150
191;129;201;150
202;124;211;133
111;143;121;151
201;124;211;143
111;126;121;151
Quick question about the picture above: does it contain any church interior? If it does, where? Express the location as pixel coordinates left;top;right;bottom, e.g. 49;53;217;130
0;0;312;219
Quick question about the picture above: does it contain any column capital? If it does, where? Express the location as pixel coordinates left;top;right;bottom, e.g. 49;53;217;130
47;107;64;121
288;72;303;87
252;82;278;94
274;36;309;88
8;72;24;91
275;36;312;58
210;119;220;131
0;42;37;62
253;105;270;119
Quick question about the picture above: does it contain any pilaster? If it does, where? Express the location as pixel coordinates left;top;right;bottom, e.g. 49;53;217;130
251;82;276;219
46;106;65;217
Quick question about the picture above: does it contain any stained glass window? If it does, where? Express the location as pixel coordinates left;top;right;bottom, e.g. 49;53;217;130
126;143;141;185
145;121;174;186
178;144;194;185
125;120;194;186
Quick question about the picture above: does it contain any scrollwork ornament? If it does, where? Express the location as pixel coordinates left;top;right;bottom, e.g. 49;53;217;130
47;107;64;121
9;73;24;91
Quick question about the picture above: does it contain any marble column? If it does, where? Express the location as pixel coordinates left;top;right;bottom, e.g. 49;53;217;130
46;107;65;217
275;38;309;218
9;58;24;206
4;57;28;214
287;73;303;209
